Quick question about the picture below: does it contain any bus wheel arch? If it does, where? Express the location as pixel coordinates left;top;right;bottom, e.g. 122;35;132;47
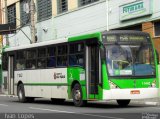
71;80;80;91
17;81;23;95
71;81;86;107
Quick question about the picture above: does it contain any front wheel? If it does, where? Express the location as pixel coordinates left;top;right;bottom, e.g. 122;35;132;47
72;83;86;107
117;99;130;107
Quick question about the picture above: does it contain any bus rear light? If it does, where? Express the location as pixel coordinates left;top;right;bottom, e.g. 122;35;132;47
109;81;119;89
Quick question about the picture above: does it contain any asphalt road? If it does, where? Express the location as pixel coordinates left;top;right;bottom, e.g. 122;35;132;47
0;96;159;119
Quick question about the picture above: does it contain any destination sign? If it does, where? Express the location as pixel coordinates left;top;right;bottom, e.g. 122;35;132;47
119;35;146;42
106;35;117;42
105;35;147;43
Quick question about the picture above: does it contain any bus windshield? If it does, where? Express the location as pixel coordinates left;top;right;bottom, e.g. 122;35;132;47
104;34;156;77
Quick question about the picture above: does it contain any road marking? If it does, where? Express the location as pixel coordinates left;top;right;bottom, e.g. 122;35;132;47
0;104;8;107
29;107;125;119
29;107;75;113
81;113;125;119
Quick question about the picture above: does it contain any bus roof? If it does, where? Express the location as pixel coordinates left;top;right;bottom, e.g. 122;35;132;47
68;32;101;42
4;38;67;52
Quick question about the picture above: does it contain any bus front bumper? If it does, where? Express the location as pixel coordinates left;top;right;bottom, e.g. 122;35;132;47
103;88;159;100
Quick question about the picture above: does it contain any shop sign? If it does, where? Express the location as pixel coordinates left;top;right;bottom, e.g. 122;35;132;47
119;0;152;21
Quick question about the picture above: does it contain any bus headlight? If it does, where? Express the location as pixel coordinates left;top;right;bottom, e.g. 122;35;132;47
109;81;119;89
150;80;156;88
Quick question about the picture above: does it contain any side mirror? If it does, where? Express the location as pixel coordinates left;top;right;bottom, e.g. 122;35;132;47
156;50;159;64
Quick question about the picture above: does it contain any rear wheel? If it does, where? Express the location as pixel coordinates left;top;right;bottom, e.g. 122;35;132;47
17;84;27;103
72;83;86;107
117;100;130;107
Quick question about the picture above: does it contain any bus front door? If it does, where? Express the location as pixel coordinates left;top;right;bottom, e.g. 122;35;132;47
86;45;99;99
8;55;14;95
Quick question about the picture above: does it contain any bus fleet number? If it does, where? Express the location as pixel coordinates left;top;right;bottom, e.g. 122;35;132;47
17;73;23;78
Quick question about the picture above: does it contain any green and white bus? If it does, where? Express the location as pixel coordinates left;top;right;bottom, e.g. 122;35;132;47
2;30;159;107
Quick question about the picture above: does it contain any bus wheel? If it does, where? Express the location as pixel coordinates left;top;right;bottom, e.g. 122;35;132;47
117;100;130;107
17;84;26;103
72;83;86;107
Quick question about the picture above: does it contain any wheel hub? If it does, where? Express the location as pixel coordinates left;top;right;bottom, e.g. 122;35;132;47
75;90;81;100
19;90;23;99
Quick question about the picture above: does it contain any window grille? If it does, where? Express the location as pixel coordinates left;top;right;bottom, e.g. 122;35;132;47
78;0;99;7
20;0;31;25
37;0;52;21
7;4;16;25
57;0;68;14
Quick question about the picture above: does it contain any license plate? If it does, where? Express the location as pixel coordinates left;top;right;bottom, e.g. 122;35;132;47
130;90;140;94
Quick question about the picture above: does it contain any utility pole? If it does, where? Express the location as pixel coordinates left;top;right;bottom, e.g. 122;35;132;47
30;0;36;43
4;0;9;46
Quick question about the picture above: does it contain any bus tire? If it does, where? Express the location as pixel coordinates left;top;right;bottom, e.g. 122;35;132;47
117;99;130;107
72;83;86;107
17;84;27;103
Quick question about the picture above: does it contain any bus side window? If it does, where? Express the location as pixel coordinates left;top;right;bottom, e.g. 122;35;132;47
37;48;46;68
16;60;25;70
47;57;56;67
69;43;84;67
26;50;37;69
47;47;56;67
57;45;68;67
16;51;26;70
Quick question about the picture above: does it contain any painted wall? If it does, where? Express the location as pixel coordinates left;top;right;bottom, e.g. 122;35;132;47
6;18;55;46
54;1;107;38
